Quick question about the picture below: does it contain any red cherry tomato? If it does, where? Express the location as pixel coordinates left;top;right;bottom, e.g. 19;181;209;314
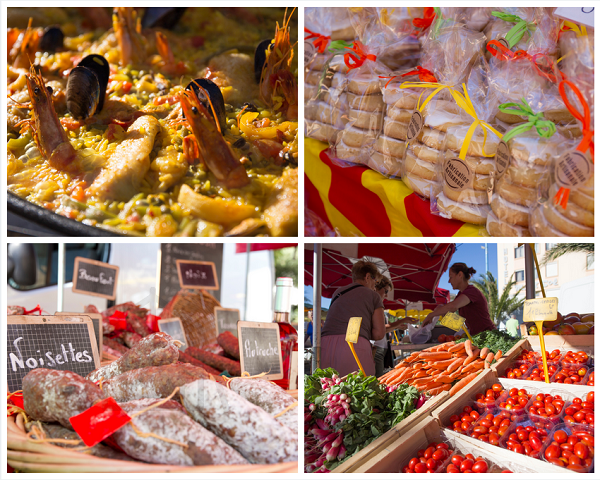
423;447;435;459
545;444;561;459
426;458;438;470
414;462;427;473
408;458;420;470
472;460;488;473
460;459;474;472
574;443;589;460
554;430;568;444
451;455;464;467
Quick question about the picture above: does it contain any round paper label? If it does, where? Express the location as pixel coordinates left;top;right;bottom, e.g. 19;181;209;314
406;110;424;141
443;158;473;191
555;150;591;191
494;141;511;178
304;41;316;65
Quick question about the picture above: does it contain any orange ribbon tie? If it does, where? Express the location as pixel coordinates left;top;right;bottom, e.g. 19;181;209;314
554;79;594;208
304;28;331;54
344;41;377;70
379;67;437;89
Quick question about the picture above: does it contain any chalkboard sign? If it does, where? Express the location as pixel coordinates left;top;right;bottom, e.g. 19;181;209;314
7;316;100;393
158;244;223;308
72;257;119;300
176;260;218;290
214;307;240;337
238;321;283;380
158;318;189;351
55;312;103;357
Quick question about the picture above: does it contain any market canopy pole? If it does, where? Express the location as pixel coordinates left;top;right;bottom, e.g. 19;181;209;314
57;243;65;311
523;243;536;299
312;244;322;373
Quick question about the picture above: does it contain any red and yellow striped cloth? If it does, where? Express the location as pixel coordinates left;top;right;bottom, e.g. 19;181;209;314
305;138;487;237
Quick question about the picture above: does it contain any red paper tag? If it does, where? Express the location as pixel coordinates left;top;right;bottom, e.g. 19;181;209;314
146;314;161;333
109;310;127;331
69;397;131;447
8;392;24;411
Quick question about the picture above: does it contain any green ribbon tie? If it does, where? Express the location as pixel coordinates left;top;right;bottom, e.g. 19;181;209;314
498;97;556;143
433;7;447;38
491;11;537;48
328;40;353;54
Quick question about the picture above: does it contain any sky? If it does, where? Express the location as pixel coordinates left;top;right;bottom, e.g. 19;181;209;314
438;243;498;294
305;243;498;308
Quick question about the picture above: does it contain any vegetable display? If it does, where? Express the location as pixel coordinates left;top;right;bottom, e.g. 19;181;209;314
304;369;420;472
454;330;520;357
379;339;497;396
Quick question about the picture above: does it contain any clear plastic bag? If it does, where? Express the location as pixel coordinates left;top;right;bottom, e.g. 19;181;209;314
408;317;438;344
304;9;353;145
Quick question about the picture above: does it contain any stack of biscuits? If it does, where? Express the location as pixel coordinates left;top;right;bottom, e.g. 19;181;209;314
487;133;562;236
335;74;385;164
305;54;349;144
433;123;498;225
530;155;594;237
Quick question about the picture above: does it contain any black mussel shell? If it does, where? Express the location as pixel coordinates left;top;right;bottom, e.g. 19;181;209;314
185;78;226;133
76;54;109;111
254;38;273;83
39;26;64;53
66;66;100;120
142;7;187;29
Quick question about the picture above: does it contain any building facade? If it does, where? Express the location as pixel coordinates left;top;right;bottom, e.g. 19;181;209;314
497;244;594;317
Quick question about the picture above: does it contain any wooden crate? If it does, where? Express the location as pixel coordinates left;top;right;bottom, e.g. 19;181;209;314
332;392;450;473
353;416;564;473
432;369;592;428
492;338;530;378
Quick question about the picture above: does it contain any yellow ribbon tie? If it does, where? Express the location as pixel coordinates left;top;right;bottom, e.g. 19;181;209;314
563;20;587;37
400;82;503;160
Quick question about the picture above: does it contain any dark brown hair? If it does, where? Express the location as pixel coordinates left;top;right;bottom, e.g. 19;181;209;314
351;260;379;282
450;262;476;280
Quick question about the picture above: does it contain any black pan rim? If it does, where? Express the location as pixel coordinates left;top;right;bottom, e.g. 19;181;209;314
7;191;123;237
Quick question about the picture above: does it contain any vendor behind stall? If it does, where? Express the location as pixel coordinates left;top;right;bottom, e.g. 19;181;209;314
421;263;496;336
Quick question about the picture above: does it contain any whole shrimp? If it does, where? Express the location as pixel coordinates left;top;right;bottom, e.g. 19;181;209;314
23;65;77;172
112;7;146;66
179;86;250;189
259;8;297;119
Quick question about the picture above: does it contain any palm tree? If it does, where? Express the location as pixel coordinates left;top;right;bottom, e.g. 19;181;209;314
542;243;594;265
471;272;525;326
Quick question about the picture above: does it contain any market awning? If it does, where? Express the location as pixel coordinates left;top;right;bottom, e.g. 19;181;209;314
235;243;296;253
305;243;455;307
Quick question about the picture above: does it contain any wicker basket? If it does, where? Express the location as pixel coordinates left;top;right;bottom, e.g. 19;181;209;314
160;290;222;348
7;413;297;473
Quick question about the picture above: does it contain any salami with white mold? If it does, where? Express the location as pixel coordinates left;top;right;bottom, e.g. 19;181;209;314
180;379;298;464
112;408;249;466
87;332;178;382
102;364;217;402
229;377;298;434
23;369;104;429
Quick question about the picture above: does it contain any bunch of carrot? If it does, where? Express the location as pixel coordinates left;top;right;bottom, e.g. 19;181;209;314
378;340;503;397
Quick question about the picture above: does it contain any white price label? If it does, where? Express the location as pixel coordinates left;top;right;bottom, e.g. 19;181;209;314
554;7;594;28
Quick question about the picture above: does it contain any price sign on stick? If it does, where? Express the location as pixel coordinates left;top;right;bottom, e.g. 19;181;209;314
523;297;559;383
345;317;365;376
439;312;473;342
72;258;119;300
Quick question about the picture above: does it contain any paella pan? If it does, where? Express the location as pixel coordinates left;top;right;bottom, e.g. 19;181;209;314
7;7;298;237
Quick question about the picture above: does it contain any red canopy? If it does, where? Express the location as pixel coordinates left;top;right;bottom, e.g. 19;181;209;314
305;244;455;308
235;243;296;253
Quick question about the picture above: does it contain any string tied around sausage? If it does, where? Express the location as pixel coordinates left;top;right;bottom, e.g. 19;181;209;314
127;386;188;449
273;402;298;418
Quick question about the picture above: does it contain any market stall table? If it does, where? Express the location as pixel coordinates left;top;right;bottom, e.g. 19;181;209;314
305;139;486;237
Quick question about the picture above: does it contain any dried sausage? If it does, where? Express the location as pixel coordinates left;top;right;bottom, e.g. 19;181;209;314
230;378;298;434
178;350;222;376
23;369;104;429
180;379;297;463
87;332;178;382
102;364;215;402
25;420;132;460
112;408;249;466
186;346;241;376
103;336;129;354
120;331;142;348
118;398;187;414
217;331;240;360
